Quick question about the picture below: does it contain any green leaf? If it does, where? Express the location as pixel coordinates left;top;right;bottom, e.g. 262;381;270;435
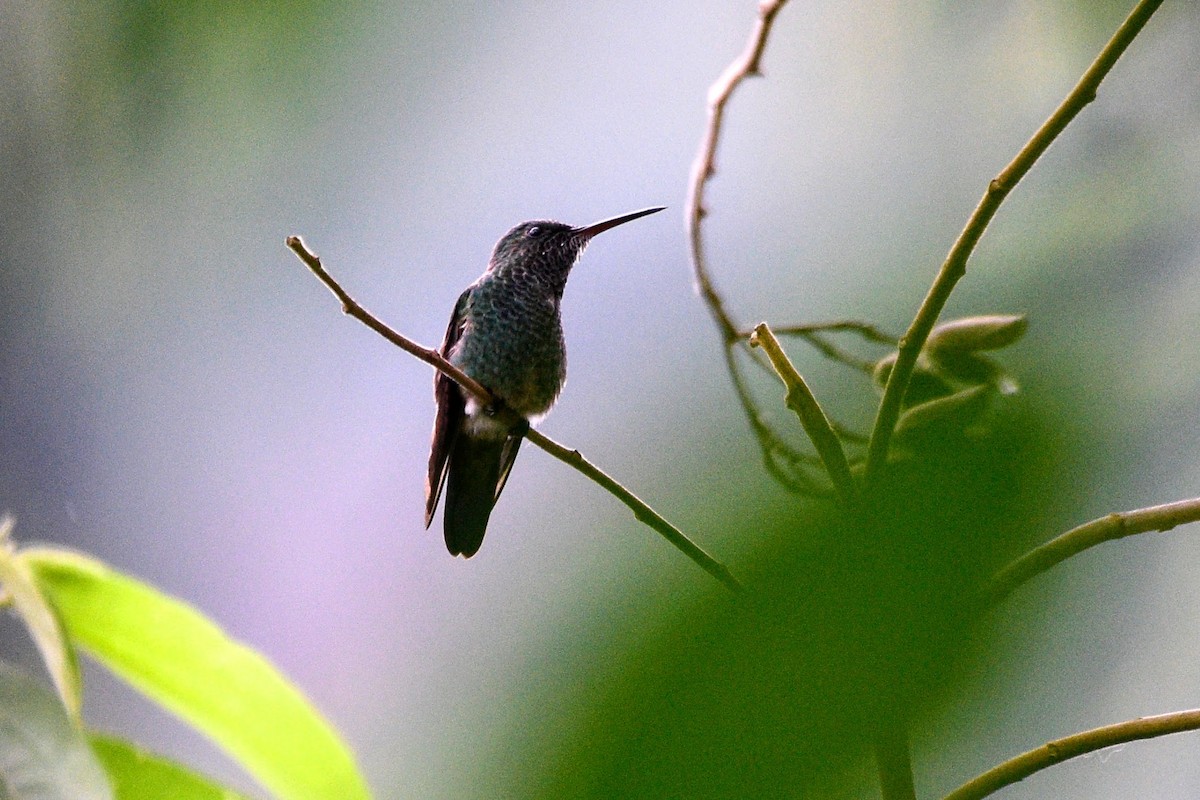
926;350;1020;395
894;384;992;436
22;548;372;800
0;519;82;719
90;734;253;800
926;314;1028;353
0;661;112;800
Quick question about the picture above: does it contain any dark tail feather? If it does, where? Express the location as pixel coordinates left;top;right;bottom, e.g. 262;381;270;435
444;434;506;558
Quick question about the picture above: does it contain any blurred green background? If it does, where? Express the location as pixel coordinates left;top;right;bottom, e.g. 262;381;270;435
3;1;1199;798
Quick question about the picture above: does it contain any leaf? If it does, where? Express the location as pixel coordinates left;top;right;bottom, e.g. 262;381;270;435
926;350;1020;396
926;314;1028;353
0;661;112;800
90;735;253;800
23;548;372;800
894;384;992;436
0;519;82;719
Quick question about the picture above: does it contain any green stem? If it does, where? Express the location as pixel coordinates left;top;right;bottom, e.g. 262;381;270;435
876;722;918;800
943;709;1200;800
749;323;858;509
863;0;1165;487
741;320;897;345
983;497;1200;606
723;344;832;496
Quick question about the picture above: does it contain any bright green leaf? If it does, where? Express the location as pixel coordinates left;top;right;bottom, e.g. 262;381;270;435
0;662;112;800
23;548;372;800
0;519;82;719
90;734;253;800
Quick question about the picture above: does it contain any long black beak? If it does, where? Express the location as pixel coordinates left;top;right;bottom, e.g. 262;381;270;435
574;206;665;240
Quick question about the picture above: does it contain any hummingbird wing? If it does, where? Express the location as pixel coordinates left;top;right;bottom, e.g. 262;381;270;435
424;288;471;528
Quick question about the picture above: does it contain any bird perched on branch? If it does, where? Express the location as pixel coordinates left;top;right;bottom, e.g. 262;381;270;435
425;206;665;557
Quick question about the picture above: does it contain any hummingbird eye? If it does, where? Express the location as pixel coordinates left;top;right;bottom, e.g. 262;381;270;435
525;225;542;238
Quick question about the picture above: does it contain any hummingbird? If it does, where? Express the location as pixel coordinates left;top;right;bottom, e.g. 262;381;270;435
424;206;665;557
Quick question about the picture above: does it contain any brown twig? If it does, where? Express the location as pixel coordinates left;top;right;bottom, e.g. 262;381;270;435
863;0;1165;486
684;0;817;495
685;0;790;342
285;235;741;593
983;497;1200;607
942;709;1200;800
284;237;490;400
525;431;742;593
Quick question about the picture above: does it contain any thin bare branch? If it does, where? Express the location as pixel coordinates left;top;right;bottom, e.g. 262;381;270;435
285;236;490;401
285;235;740;593
796;331;878;373
683;0;815;496
737;320;897;372
685;0;790;342
722;345;833;496
741;320;898;345
942;709;1200;800
525;430;742;593
681;4;917;792
863;0;1166;486
750;323;858;508
983;497;1200;607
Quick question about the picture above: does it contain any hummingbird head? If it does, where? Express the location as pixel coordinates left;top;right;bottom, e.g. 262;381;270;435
487;207;665;287
488;219;580;280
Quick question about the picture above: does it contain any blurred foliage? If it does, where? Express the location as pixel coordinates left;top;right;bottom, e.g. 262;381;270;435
0;662;111;800
509;397;1074;798
57;0;351;156
91;735;254;800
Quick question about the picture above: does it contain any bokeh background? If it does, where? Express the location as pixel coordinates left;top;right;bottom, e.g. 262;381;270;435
3;1;1200;798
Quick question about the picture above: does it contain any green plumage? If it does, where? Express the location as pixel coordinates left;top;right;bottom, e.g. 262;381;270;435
424;207;664;557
